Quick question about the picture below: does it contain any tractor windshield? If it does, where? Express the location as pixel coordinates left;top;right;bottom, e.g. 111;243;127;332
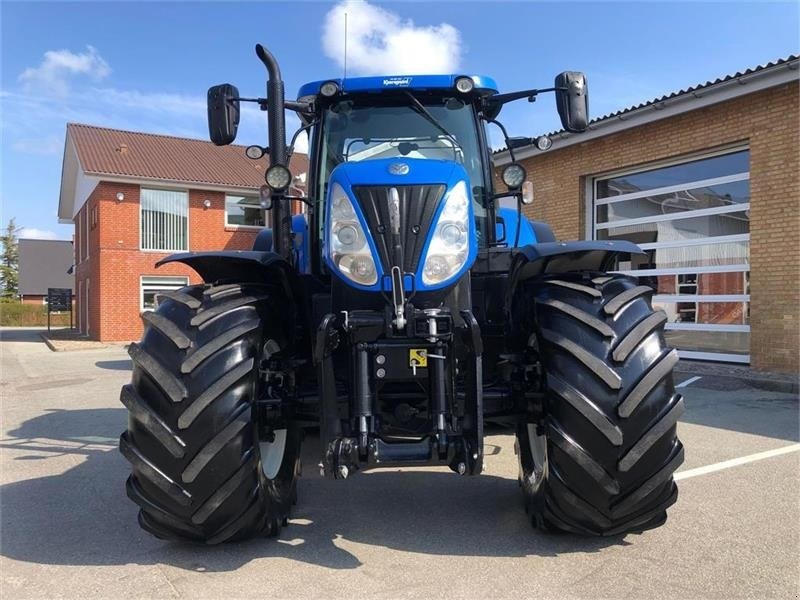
317;95;489;242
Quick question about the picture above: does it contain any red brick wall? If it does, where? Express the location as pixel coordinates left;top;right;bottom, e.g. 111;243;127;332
495;82;799;372
76;181;261;341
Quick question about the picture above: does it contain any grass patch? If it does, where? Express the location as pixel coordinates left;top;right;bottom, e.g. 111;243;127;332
0;301;73;327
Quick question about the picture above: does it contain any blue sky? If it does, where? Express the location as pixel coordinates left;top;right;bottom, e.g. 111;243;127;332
1;1;797;240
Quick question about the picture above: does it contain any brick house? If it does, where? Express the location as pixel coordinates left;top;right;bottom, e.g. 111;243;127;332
58;123;308;341
494;56;799;373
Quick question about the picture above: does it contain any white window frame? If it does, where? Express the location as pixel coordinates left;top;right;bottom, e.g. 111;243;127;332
76;209;83;264
139;188;190;252
224;194;266;229
84;278;90;335
589;146;751;363
139;276;190;312
83;207;89;260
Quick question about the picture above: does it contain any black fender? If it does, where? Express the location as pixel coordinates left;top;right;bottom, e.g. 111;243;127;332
158;250;307;355
157;250;298;300
506;239;644;306
530;221;556;243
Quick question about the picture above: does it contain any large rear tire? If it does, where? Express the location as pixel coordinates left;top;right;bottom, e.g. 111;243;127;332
513;273;684;536
119;283;301;544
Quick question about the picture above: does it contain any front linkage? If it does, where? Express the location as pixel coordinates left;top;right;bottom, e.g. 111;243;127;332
314;306;484;479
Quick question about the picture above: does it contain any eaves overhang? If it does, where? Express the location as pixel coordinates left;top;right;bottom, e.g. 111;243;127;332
494;56;799;165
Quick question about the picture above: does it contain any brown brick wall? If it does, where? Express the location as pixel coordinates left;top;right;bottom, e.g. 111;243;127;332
495;82;799;373
76;181;261;342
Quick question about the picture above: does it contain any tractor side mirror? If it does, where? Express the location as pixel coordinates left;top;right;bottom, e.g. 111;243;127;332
555;72;589;133
207;84;240;146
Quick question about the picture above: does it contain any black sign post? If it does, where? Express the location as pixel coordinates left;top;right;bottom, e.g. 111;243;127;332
47;288;73;332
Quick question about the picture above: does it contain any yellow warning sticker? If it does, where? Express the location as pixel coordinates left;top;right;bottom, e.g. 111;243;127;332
409;348;428;368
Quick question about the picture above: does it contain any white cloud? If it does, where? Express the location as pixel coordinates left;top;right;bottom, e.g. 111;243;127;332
322;0;461;76
19;46;111;96
18;228;60;240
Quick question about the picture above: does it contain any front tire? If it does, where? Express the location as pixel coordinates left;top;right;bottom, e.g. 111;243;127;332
119;283;301;543
513;273;684;536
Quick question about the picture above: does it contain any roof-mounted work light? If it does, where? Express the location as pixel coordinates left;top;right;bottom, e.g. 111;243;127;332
319;81;340;97
454;76;475;94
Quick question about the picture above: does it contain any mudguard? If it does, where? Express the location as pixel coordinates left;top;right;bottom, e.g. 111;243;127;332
157;250;297;299
507;239;644;300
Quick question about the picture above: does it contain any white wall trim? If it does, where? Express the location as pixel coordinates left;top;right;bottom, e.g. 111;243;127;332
666;322;749;332
89;174;262;196
678;350;750;363
653;294;750;303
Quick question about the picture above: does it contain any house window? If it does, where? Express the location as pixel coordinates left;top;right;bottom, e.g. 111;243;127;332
591;147;750;363
225;194;265;228
91;205;98;229
140;276;190;311
140;188;188;251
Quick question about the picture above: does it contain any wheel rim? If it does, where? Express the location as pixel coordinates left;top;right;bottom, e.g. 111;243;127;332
260;429;287;480
527;424;547;488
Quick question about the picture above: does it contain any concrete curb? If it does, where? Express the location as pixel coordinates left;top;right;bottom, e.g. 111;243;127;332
39;332;108;352
676;360;799;395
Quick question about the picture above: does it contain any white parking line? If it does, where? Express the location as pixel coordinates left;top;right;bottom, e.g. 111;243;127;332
675;444;800;481
676;375;702;388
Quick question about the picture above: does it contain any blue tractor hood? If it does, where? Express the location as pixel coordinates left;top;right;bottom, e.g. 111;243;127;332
331;157;462;187
323;158;478;293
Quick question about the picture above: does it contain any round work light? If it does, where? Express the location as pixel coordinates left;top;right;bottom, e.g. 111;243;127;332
502;163;527;189
265;165;292;191
535;136;553;152
245;145;266;160
319;81;340;97
454;76;475;93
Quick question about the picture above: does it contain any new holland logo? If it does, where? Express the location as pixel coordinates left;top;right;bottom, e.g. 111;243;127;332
388;162;410;175
383;77;412;87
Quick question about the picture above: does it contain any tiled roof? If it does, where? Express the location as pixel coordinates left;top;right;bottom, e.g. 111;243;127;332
67;123;308;188
18;239;74;295
494;54;799;153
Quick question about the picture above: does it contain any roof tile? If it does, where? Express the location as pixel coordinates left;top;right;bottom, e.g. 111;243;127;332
67;123;308;189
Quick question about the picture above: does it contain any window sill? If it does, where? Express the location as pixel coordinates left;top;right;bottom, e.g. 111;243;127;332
224;226;263;232
139;248;189;254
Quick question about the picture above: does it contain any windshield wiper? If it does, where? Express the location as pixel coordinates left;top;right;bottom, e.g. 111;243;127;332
403;92;461;150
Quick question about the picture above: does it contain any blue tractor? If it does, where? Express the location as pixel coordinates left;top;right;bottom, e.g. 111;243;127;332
119;44;684;543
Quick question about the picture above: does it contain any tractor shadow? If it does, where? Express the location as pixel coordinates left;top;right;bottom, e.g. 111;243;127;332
0;409;626;573
94;359;133;371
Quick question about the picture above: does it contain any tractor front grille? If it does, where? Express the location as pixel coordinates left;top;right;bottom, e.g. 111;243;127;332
352;185;445;274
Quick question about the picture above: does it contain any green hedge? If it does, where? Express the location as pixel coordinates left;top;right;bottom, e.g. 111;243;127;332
0;300;72;327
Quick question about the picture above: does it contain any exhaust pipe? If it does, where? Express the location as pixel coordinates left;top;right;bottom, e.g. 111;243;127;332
255;44;292;263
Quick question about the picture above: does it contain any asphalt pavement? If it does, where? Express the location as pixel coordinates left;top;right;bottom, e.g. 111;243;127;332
1;327;798;599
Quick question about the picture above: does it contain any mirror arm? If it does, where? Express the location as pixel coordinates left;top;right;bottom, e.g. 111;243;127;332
235;97;313;116
488;86;566;107
491;190;521;202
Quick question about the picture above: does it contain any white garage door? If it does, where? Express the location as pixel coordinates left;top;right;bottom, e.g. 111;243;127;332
590;147;750;363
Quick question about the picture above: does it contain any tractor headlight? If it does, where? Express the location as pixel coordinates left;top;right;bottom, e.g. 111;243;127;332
329;183;377;286
422;180;470;286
